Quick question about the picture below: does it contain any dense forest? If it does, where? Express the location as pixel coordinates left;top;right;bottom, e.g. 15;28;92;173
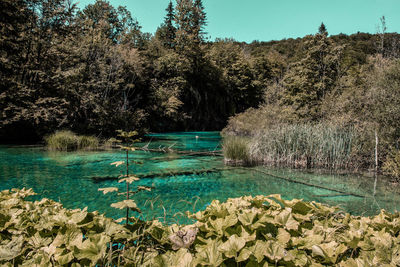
1;0;399;149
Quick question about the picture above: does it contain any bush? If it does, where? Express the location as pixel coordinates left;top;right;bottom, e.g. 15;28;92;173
45;130;79;151
222;136;251;165
383;148;400;181
2;188;400;266
46;131;99;151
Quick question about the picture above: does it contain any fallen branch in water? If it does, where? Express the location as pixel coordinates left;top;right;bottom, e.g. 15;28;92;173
91;167;226;182
239;167;366;199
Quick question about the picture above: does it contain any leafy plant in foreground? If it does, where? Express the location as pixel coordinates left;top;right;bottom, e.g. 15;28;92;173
99;130;152;225
2;188;400;266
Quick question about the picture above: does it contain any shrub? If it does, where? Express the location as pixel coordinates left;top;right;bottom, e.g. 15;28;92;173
222;136;251;165
45;130;78;151
383;148;400;181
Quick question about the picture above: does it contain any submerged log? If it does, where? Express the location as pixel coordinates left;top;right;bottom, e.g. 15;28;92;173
91;168;224;183
134;146;223;156
240;168;366;199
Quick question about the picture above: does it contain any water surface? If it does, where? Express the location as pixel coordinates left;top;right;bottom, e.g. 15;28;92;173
1;132;399;223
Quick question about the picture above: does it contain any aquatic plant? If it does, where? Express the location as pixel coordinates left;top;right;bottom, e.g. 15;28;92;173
46;130;100;151
77;135;99;150
45;130;79;151
222;136;251;165
249;123;358;169
2;188;400;266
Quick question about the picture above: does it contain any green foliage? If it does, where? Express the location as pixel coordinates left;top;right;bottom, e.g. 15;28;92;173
2;188;400;266
222;136;251;165
45;131;99;151
100;130;151;224
383;148;400;181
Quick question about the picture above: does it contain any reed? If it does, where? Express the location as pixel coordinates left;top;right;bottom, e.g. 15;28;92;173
249;123;358;169
222;136;251;165
46;130;99;151
78;135;99;150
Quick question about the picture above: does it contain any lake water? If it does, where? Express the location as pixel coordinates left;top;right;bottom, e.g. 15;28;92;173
1;132;399;223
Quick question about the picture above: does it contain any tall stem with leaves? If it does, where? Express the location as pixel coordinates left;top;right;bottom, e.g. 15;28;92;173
98;130;152;225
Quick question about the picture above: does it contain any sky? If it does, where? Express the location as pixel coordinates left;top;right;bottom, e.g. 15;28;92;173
76;0;400;43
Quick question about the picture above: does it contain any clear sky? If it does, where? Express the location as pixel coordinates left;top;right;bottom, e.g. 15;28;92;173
76;0;400;43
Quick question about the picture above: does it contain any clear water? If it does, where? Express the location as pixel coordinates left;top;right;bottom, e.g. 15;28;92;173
1;132;399;224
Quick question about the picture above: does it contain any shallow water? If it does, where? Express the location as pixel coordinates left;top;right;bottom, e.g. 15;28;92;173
1;132;399;223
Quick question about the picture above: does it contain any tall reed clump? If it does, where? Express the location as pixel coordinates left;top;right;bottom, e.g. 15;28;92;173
46;130;99;151
249;123;358;169
222;136;251;165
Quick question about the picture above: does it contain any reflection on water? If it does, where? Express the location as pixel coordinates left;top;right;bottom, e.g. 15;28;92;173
0;132;399;224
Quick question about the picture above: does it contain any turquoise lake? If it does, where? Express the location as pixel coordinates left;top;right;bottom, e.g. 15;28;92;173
1;132;399;223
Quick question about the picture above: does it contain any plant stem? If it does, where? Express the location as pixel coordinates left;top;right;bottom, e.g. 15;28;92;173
126;149;129;225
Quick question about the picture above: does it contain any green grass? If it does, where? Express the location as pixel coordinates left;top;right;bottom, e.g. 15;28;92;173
78;135;99;150
46;131;99;151
222;136;251;165
249;123;358;169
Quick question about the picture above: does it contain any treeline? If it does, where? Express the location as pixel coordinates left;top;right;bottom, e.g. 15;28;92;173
1;0;399;144
223;23;400;175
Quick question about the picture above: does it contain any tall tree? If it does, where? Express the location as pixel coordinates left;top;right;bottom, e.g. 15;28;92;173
192;0;207;43
281;24;339;120
156;1;176;49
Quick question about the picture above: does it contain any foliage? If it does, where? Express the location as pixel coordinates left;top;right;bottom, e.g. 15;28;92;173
45;131;99;151
100;130;152;225
222;136;251;165
383;148;400;181
2;188;400;266
1;0;399;145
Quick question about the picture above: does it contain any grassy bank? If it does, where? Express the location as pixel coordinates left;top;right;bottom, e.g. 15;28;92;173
1;188;400;266
222;136;251;165
222;123;361;169
45;130;100;151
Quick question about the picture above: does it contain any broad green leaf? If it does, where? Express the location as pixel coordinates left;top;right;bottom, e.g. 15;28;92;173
55;250;74;265
237;247;252;262
238;210;257;226
275;208;299;231
277;228;291;245
76;234;110;264
98;187;119;194
264;240;286;262
219;234;246;258
0;236;24;261
194;239;224;266
111;199;141;213
118;176;140;184
111;161;125;167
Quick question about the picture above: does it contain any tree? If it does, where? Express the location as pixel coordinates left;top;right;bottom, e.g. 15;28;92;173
192;0;207;43
156;1;176;49
281;25;339;120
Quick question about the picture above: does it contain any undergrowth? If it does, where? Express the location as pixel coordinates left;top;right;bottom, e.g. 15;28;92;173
1;188;400;266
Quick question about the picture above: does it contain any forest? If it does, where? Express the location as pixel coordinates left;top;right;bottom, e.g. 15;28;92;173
1;0;400;176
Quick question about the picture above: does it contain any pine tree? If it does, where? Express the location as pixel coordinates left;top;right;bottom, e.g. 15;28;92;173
192;0;207;43
163;1;176;48
318;22;327;35
281;24;339;120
